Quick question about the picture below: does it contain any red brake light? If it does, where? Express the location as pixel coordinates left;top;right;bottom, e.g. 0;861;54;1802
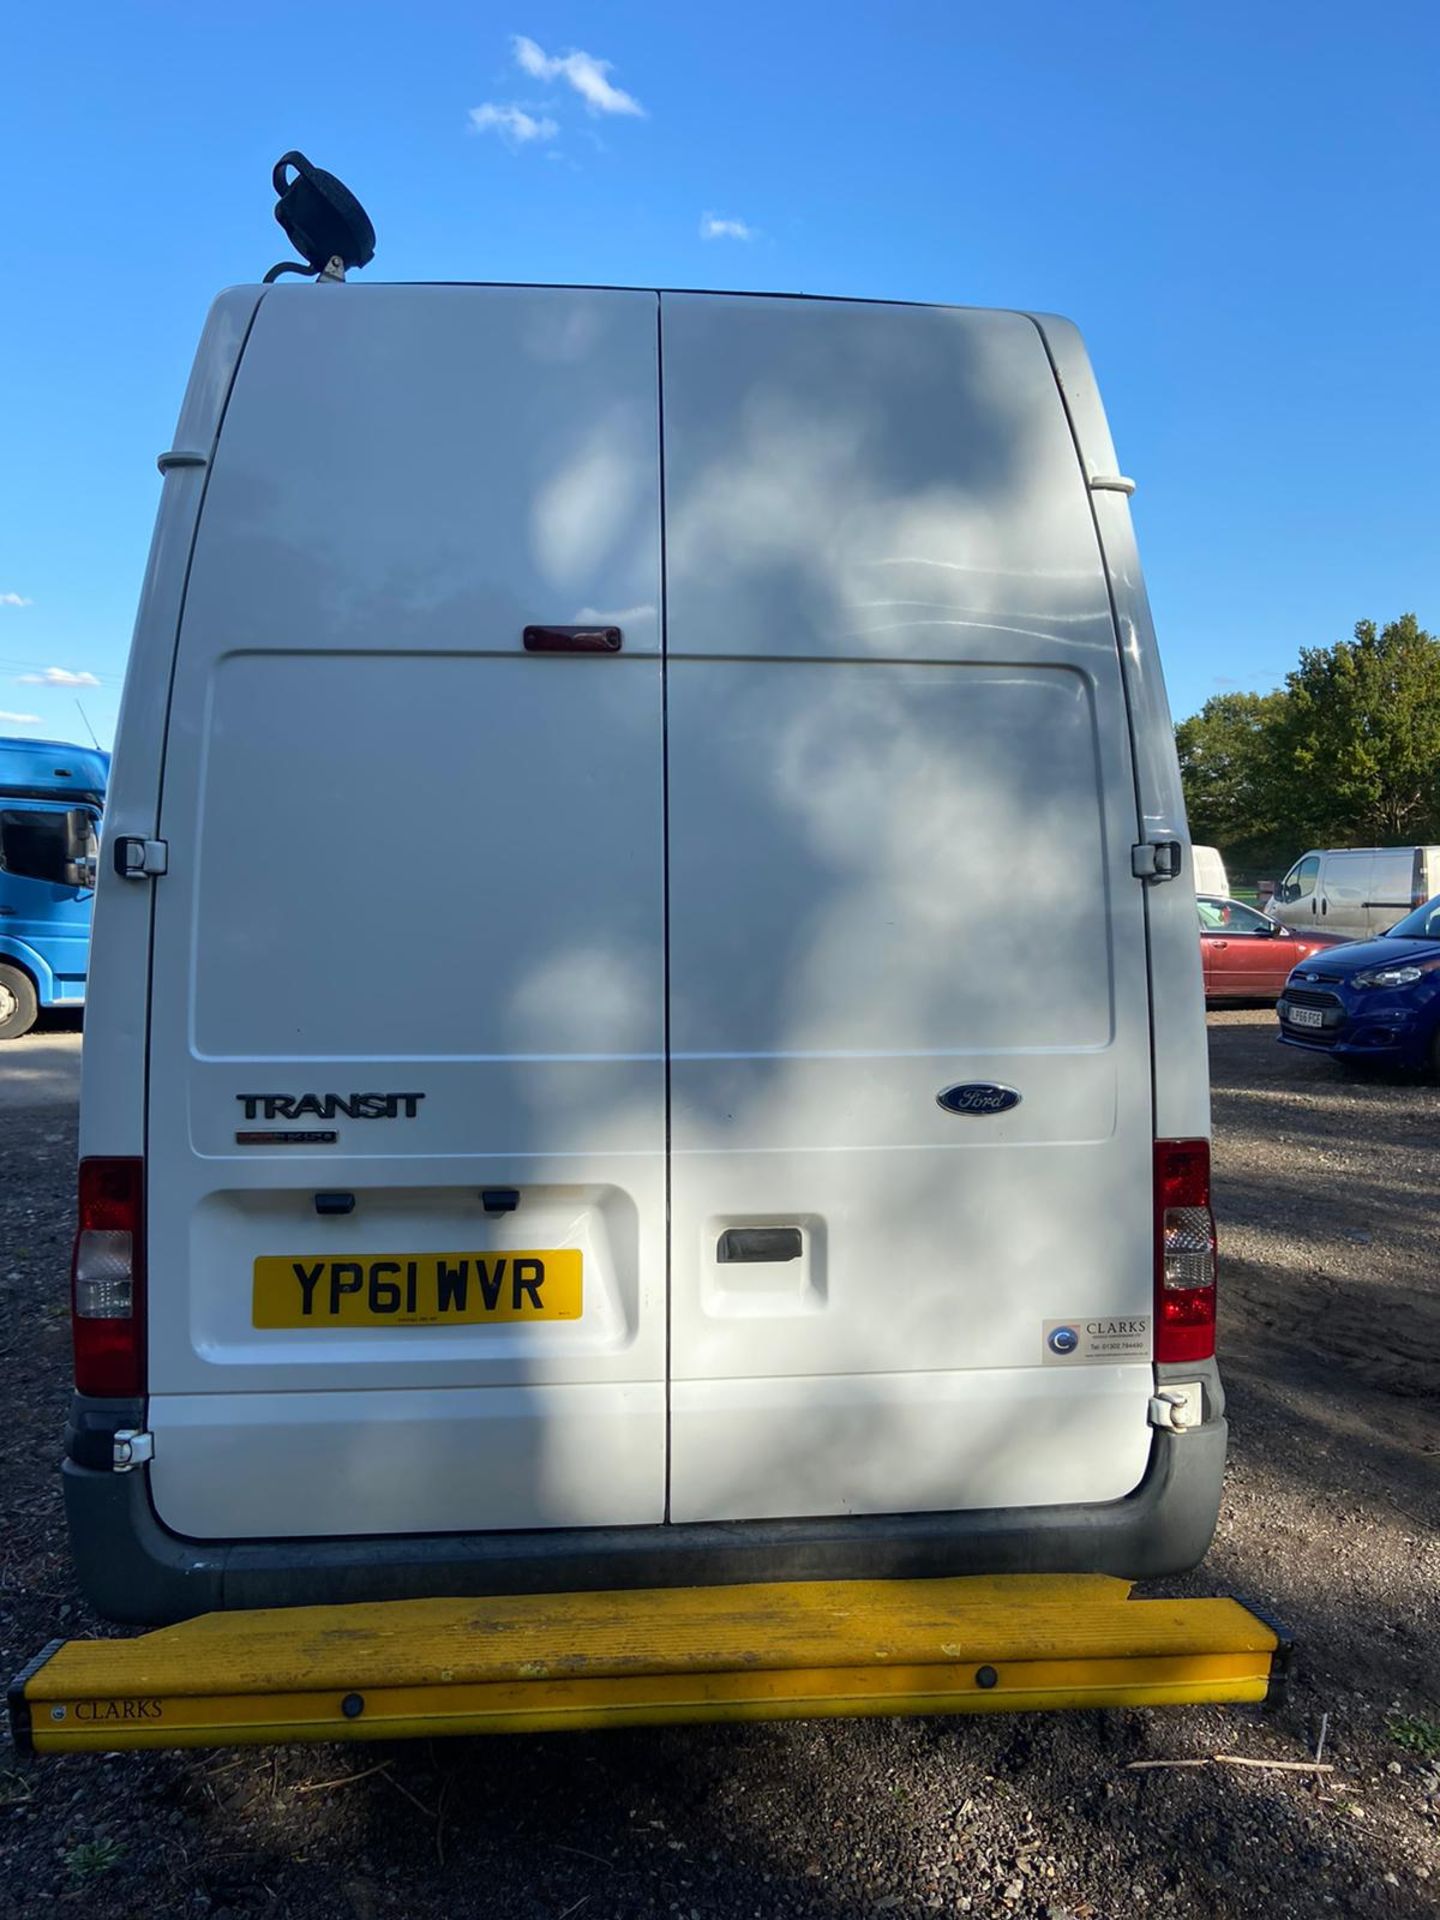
72;1158;146;1397
1154;1138;1217;1364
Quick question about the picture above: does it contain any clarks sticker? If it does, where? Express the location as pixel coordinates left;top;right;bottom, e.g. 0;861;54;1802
54;1698;164;1723
1042;1316;1151;1365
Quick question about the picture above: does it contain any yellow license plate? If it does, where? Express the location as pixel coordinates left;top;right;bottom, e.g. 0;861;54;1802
252;1251;582;1329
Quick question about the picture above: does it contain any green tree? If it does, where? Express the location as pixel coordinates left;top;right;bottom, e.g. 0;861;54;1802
1279;614;1440;844
1174;689;1292;873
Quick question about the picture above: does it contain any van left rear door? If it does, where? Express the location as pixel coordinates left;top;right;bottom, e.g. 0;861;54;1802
144;285;668;1542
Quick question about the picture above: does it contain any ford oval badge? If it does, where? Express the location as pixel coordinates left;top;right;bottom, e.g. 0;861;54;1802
937;1082;1021;1117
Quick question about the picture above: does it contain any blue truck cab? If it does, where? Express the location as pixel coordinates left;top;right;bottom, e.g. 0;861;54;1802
0;736;109;1038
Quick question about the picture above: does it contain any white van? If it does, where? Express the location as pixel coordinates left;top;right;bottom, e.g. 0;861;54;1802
46;284;1222;1625
1191;845;1229;897
1266;845;1440;939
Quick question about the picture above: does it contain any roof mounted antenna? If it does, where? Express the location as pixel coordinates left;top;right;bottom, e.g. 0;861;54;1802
263;152;376;285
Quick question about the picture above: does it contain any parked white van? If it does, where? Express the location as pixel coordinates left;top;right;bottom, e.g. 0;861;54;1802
32;281;1224;1626
1266;845;1440;939
1191;845;1229;897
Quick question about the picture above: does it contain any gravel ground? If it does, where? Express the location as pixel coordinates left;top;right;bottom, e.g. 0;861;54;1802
1;1010;1437;1920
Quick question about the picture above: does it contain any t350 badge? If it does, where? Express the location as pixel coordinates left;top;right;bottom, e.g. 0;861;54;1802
936;1082;1021;1116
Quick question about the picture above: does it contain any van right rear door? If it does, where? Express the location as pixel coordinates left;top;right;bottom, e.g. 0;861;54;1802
660;294;1159;1525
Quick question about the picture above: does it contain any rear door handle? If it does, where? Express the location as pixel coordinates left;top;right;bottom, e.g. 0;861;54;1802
523;625;622;654
718;1228;802;1263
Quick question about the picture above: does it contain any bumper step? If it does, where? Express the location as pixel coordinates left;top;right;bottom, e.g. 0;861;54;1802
9;1573;1287;1754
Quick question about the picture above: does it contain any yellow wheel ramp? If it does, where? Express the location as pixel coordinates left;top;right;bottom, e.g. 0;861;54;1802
10;1573;1287;1754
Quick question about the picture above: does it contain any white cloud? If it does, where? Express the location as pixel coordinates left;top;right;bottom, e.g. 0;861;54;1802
701;213;756;241
1;592;33;608
0;710;40;724
17;666;101;687
512;35;644;117
468;102;559;146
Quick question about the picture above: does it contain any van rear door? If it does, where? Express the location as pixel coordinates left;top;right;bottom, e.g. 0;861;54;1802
660;295;1157;1522
144;286;667;1540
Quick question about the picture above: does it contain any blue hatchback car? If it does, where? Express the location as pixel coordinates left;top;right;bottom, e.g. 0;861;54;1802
1277;893;1440;1070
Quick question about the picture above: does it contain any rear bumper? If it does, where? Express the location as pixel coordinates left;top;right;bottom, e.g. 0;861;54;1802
63;1383;1229;1626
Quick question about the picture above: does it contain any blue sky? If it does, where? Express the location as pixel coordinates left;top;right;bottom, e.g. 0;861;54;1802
3;2;1437;749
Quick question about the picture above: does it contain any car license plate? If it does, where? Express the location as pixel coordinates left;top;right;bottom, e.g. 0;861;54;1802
252;1250;582;1328
1287;1006;1325;1030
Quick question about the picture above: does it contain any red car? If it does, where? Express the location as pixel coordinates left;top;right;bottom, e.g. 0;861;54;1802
1198;894;1350;1004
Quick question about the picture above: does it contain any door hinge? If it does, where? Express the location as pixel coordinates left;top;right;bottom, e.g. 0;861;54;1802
1148;1385;1202;1433
1132;840;1182;882
112;1429;154;1472
113;836;169;880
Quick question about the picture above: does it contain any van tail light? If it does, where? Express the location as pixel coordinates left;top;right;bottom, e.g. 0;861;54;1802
72;1158;145;1397
1154;1139;1217;1364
